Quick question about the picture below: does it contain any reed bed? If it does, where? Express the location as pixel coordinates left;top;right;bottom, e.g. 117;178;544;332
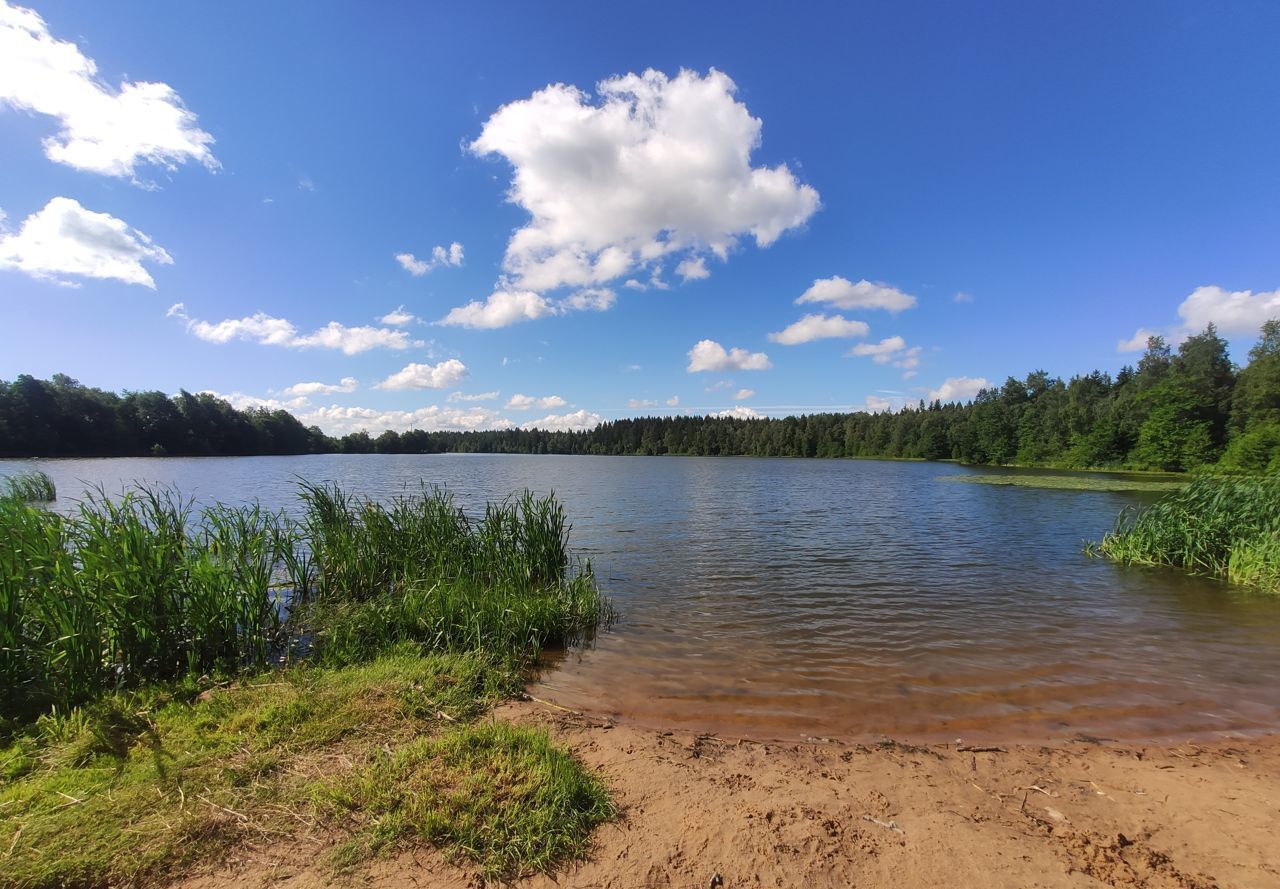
1092;474;1280;592
2;470;56;502
0;482;607;723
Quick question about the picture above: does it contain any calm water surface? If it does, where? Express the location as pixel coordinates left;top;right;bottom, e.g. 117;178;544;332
5;454;1280;743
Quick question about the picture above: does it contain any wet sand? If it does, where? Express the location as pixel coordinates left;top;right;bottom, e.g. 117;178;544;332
180;700;1280;888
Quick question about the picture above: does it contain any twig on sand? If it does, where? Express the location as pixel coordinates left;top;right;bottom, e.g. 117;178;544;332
527;694;580;715
862;815;905;834
957;745;1007;753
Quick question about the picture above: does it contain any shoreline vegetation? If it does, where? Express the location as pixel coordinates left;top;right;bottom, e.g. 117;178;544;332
2;321;1279;475
0;480;613;886
1092;473;1280;593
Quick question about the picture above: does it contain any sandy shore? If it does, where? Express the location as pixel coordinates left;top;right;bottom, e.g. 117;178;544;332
181;701;1280;888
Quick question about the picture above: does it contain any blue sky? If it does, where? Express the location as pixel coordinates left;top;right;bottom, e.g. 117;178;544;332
2;0;1279;434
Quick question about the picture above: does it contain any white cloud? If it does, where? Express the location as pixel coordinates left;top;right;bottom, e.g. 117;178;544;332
927;376;988;403
376;359;469;391
380;305;417;326
438;289;555;329
0;2;216;180
505;393;568;410
1118;284;1280;352
202;390;309;412
447;390;499;402
687;339;772;373
768;313;869;345
521;409;603;431
0;197;171;287
559;287;616;312
734;388;755;400
395;242;464;276
848;336;906;361
859;395;894;413
301;403;512;436
1176;285;1280;337
628;398;657;409
470;68;819;293
847;337;921;374
711;406;762;419
795;276;916;313
953;291;974;304
666;395;680;406
281;377;357;397
676;256;710;282
704;380;734;392
172;306;412;354
1117;327;1160;353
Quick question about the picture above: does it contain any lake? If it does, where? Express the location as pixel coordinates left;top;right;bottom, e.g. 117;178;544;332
4;453;1280;743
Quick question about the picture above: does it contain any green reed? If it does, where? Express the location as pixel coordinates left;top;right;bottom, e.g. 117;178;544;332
2;470;56;503
1092;474;1280;592
1;482;607;723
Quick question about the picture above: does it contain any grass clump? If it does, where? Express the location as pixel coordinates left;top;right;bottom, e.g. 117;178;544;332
0;481;613;885
2;470;55;503
942;473;1185;493
323;721;614;879
1092;474;1280;591
0;650;531;888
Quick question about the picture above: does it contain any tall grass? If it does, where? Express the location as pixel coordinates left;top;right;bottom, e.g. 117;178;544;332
1;482;607;723
2;470;56;502
1093;474;1280;592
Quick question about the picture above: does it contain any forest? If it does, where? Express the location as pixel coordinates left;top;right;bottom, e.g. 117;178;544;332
2;321;1278;473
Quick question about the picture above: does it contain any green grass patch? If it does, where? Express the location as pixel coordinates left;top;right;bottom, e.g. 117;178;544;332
1091;474;1280;592
321;721;613;880
1;471;55;503
0;649;607;888
940;473;1186;493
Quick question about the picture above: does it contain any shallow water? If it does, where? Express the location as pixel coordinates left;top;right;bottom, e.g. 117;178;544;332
5;453;1280;742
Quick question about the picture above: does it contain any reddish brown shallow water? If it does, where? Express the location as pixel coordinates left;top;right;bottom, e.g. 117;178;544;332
8;454;1280;744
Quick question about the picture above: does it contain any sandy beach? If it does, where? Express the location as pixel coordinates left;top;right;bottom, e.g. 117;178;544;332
179;699;1280;889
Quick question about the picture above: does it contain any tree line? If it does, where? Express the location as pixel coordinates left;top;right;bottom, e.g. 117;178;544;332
3;321;1278;472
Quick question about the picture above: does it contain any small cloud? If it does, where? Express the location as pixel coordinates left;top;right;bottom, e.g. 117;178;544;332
953;291;973;303
447;390;500;402
381;305;417;326
281;377;358;397
1118;328;1160;353
505;393;568;410
666;395;680;406
734;388;755;400
521;409;603;431
687;339;772;373
298;176;315;192
628;398;658;409
676;257;711;282
375;359;469;390
927;376;988;403
710;406;762;420
438;290;555;329
796;276;917;313
769;313;869;345
559;287;616;312
396;242;464;276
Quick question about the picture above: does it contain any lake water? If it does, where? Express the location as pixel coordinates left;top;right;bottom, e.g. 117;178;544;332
5;453;1280;743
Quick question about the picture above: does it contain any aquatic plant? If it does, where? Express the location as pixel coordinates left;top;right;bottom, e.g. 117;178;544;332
941;473;1185;493
1;470;56;502
0;482;608;722
1092;474;1280;592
